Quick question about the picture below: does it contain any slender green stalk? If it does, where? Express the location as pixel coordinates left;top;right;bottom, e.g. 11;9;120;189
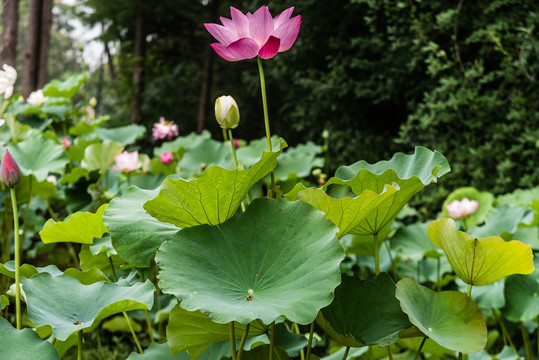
342;346;350;360
123;311;143;354
96;331;106;360
269;322;275;360
373;232;380;275
77;331;83;360
256;56;276;195
520;322;533;360
10;187;21;329
413;337;427;360
292;323;305;360
305;322;315;360
230;322;237;360
109;256;118;282
228;129;246;212
436;257;441;291
467;283;472;298
20;176;33;250
237;323;250;360
387;345;394;360
222;128;229;142
145;309;154;343
493;310;518;354
537;316;539;359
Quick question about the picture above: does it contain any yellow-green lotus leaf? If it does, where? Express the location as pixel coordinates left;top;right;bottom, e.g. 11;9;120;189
427;218;534;286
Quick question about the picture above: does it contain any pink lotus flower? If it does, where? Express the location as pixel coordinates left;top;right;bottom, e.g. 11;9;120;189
111;151;140;173
233;138;240;149
0;149;21;187
152;117;179;141
62;137;71;148
160;152;174;165
205;6;301;61
445;197;479;219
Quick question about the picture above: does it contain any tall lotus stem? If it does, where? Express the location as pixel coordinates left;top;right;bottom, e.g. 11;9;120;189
269;322;275;360
230;323;237;360
257;57;276;195
77;331;83;360
305;321;315;360
228;129;245;212
374;232;380;275
342;346;350;360
237;323;250;360
10;187;21;329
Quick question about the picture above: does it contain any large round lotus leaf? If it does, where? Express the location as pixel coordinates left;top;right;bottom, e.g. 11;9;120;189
503;273;539;322
7;133;69;182
317;273;411;347
144;139;286;228
469;205;533;240
127;342;189;359
285;183;398;238
167;303;267;358
178;137;232;178
103;185;180;267
441;187;493;227
428;218;535;286
22;273;155;341
273;141;323;181
396;278;487;353
235;135;281;168
324;147;450;235
94;124;146;146
156;198;344;325
43;74;87;98
40;204;108;244
81;140;124;174
390;222;441;262
0;317;60;360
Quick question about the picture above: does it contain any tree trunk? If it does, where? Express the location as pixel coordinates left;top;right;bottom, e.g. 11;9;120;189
1;0;20;68
129;0;146;124
37;0;53;88
22;0;41;98
22;0;53;98
197;0;220;133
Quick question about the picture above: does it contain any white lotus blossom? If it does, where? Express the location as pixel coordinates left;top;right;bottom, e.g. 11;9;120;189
0;64;17;99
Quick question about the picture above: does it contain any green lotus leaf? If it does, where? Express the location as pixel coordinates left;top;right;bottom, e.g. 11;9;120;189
60;167;90;185
468;205;534;239
40;204;108;244
428;218;535;286
390;222;441;262
234;135;280;167
43;74;87;98
144;139;286;228
102;315;142;333
273;141;323;181
127;342;189;360
63;268;110;285
89;234;117;256
324;147;450;235
6;134;69;182
441;187;493;227
67;137;100;161
503;273;539;322
153;130;211;157
1;295;8;310
317;273;411;347
81;140;124;174
285;183;398;238
457;279;505;310
94;124;146;146
496;186;539;207
512;226;539;250
0;317;60;360
79;244;126;274
166;304;267;358
396;277;487;353
178;137;232;178
15;174;56;203
156;198;344;325
321;347;368;360
22;273;155;341
196;335;269;360
103;185;180;267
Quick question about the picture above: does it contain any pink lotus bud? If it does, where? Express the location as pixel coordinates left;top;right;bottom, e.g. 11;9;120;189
111;151;140;173
62;137;71;148
0;149;21;187
152;117;179;141
233;139;240;149
160;152;174;165
445;197;479;219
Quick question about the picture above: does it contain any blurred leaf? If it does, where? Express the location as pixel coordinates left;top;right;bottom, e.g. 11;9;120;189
468;205;534;239
0;317;59;359
81;140;124;174
102;315;142;333
94;124;146;146
127;342;189;359
60;167;90;185
503;273;539;322
43;74;87;98
273;141;324;181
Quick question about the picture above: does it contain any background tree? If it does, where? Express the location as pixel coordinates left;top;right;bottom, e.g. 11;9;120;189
1;0;20;68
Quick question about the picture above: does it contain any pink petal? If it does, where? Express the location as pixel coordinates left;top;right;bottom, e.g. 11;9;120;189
230;7;250;38
273;7;294;29
258;36;280;59
274;15;301;52
204;23;238;46
249;6;274;47
211;38;259;61
220;16;234;28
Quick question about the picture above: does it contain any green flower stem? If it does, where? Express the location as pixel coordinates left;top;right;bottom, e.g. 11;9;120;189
228;129;246;212
222;128;229;142
20;177;33;251
292;323;305;360
230;322;237;360
413;337;427;360
109;256;142;354
520;322;533;360
387;345;394;360
305;321;315;360
436;257;441;291
342;346;350;360
374;232;380;275
537;316;538;359
10;187;21;330
467;283;472;298
256;56;276;196
493;310;518;353
236;323;250;360
145;309;154;343
96;331;106;360
77;331;83;360
269;322;275;360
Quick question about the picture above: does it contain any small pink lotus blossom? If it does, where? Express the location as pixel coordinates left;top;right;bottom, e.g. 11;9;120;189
152;117;179;141
111;151;140;173
0;149;21;187
62;137;71;148
233;139;240;149
205;6;301;61
446;197;479;219
160;152;174;165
